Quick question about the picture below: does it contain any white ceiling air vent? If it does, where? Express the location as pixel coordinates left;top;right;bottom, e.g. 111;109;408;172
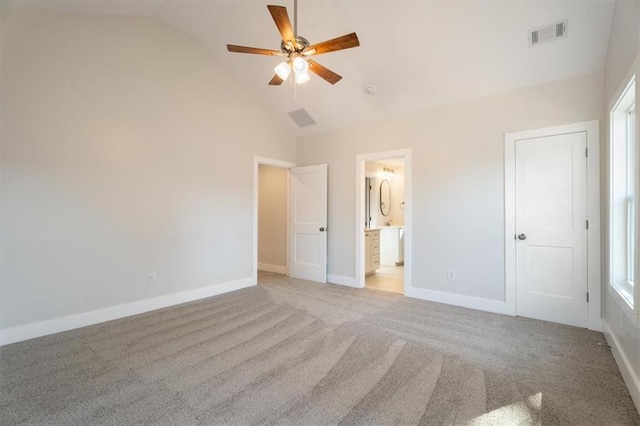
529;19;568;47
288;108;316;127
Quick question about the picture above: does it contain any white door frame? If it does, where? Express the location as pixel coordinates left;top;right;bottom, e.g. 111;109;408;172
253;156;296;285
355;148;412;291
504;120;601;331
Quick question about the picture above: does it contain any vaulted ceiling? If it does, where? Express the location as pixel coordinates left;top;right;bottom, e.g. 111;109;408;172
4;0;616;136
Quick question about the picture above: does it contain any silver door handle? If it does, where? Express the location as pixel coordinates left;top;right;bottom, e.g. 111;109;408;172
518;233;527;240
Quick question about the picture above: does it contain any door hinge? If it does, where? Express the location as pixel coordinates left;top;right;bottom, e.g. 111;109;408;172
587;292;589;303
586;220;589;230
585;147;588;158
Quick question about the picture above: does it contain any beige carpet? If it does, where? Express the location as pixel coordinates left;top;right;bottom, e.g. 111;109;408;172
1;271;638;425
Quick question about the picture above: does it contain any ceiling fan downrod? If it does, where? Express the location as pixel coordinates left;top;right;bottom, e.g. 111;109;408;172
293;0;297;37
281;0;307;54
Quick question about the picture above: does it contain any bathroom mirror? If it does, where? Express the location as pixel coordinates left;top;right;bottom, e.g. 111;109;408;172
380;179;391;216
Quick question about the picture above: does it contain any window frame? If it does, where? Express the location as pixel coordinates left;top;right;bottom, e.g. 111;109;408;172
626;104;635;289
609;76;636;309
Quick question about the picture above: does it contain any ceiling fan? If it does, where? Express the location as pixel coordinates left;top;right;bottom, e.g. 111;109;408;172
226;0;360;86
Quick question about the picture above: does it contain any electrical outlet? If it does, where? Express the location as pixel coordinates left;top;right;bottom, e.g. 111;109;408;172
447;270;456;281
147;273;157;285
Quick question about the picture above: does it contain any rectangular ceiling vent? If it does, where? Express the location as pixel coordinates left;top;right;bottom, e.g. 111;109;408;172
528;19;568;47
288;108;316;128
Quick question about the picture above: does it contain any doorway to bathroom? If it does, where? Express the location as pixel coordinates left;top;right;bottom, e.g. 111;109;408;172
356;149;412;295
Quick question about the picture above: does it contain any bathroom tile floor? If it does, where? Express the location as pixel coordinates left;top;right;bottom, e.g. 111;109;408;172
365;265;404;294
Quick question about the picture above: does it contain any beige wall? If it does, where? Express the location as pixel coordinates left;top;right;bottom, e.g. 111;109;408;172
602;0;640;410
258;165;288;270
0;13;296;330
297;72;604;302
604;0;639;104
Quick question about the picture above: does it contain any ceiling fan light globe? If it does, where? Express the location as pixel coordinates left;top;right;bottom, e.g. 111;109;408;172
295;70;310;84
292;56;309;74
274;61;291;80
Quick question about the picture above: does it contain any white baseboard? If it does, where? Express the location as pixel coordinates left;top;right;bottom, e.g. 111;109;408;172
404;286;510;315
258;263;287;274
0;277;255;347
327;274;361;288
604;320;640;412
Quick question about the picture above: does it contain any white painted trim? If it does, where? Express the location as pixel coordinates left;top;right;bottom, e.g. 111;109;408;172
355;149;412;293
0;277;254;347
258;263;287;274
585;120;603;332
504;120;601;330
254;156;297;170
604;319;640;412
327;274;359;288
405;287;510;316
606;58;640;326
253;156;296;285
505;138;517;316
609;282;638;327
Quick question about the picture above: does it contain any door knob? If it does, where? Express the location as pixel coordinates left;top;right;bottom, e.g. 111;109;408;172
319;227;325;232
518;233;527;240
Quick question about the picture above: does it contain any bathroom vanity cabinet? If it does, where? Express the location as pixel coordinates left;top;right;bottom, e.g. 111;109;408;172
364;229;380;275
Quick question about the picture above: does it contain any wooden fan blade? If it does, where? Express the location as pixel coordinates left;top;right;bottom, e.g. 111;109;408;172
307;59;342;85
306;32;360;55
227;45;283;56
267;5;295;46
269;74;284;85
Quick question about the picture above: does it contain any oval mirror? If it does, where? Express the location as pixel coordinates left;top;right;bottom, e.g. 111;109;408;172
380;179;391;216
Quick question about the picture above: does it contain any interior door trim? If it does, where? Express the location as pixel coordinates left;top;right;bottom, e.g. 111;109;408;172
504;120;601;331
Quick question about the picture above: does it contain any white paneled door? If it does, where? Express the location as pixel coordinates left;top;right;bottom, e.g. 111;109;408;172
289;164;328;283
515;132;588;327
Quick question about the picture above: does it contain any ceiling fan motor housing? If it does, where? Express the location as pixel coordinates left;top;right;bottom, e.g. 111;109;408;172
281;36;310;54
